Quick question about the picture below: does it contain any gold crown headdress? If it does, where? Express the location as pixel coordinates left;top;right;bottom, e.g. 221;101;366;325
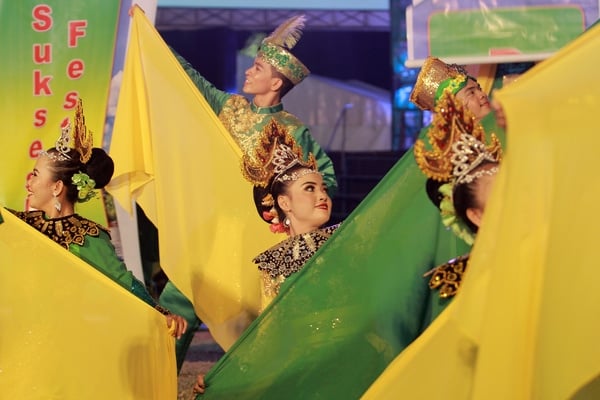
257;15;310;85
46;99;93;164
409;57;470;111
414;89;502;185
242;120;318;188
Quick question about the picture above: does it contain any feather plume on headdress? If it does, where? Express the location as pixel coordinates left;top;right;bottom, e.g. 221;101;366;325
257;15;310;85
263;14;306;50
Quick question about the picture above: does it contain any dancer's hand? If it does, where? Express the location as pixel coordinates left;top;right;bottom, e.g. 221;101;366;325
166;313;188;339
193;374;206;394
128;4;145;17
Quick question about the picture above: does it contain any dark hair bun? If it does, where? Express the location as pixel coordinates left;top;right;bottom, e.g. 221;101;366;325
425;178;445;209
86;148;114;189
253;185;272;223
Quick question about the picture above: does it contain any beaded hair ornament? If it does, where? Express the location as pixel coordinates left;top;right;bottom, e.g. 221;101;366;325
41;99;97;203
414;89;502;244
242;119;318;188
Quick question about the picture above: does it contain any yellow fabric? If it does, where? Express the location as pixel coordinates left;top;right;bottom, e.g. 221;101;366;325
362;23;600;400
0;208;176;399
107;8;281;350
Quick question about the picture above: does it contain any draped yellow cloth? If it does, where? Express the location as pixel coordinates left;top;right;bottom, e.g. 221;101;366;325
0;208;176;399
362;23;600;400
107;8;280;350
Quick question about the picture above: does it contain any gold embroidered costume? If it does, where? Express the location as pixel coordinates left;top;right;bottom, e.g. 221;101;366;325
11;210;106;249
254;224;340;303
424;254;469;299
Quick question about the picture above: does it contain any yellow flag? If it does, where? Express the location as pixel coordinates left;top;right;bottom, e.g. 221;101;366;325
107;8;280;350
363;23;600;400
0;208;176;399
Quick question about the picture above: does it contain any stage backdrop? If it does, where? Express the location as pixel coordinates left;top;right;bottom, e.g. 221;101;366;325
405;0;598;67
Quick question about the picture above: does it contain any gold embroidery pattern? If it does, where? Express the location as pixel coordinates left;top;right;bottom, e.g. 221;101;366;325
219;95;265;157
425;254;469;299
253;224;340;295
11;210;108;250
218;95;303;161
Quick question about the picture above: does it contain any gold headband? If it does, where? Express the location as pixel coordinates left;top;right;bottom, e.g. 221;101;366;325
409;57;469;111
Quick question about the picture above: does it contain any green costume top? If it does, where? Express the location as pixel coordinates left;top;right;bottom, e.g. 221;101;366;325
175;53;338;197
11;210;159;309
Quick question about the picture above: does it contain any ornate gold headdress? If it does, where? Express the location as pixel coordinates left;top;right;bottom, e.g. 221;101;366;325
409;57;470;111
414;89;502;185
257;15;310;85
415;90;502;244
241;119;318;188
45;99;93;164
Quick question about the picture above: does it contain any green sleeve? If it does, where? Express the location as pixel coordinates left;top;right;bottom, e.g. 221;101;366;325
292;125;338;198
69;231;157;307
171;49;231;114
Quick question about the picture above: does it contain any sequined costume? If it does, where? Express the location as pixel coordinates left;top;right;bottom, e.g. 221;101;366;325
254;224;340;310
420;254;468;330
174;52;337;196
11;210;158;308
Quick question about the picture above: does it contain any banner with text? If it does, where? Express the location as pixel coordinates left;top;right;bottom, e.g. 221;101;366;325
0;1;125;224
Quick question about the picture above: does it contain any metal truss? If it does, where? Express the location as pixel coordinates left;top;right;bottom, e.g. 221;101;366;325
155;8;390;31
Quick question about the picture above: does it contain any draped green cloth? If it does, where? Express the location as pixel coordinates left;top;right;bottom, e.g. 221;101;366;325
363;22;600;400
198;114;504;399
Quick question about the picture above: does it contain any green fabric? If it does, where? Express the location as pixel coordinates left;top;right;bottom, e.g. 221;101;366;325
159;281;202;372
174;51;338;197
164;50;340;368
69;230;157;307
197;146;470;399
197;111;506;399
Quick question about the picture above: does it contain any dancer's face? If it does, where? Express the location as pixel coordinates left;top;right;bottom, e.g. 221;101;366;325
243;57;280;96
26;154;61;214
277;170;332;235
456;79;491;121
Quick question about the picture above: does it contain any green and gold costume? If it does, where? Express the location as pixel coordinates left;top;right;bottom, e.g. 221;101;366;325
175;53;337;195
11;210;157;308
